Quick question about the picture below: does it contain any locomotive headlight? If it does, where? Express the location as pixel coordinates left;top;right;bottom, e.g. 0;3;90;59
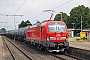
46;36;56;41
60;37;66;40
60;37;68;40
46;36;50;41
50;37;56;40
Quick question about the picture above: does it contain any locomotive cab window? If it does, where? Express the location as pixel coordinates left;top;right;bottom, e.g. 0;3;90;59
48;23;66;32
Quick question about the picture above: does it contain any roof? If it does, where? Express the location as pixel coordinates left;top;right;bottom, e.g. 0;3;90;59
68;29;90;31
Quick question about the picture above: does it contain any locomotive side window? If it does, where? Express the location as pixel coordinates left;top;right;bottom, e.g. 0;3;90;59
48;24;66;32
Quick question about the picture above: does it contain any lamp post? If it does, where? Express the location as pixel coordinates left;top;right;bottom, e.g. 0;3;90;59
58;12;62;21
71;23;75;29
60;12;62;21
71;23;75;37
15;22;19;29
81;16;82;32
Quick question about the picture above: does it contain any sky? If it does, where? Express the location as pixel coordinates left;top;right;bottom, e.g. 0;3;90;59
0;0;90;31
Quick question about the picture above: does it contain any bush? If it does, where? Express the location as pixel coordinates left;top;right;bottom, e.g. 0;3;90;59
76;38;81;41
82;37;87;40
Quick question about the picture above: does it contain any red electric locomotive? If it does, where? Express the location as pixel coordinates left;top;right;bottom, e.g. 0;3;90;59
26;20;69;52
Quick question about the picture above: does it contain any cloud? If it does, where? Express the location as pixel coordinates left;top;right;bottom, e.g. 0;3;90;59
0;0;90;30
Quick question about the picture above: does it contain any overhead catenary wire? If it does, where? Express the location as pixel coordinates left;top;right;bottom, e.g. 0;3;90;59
52;0;73;10
0;13;24;30
30;13;45;20
0;0;26;30
28;0;48;20
14;0;26;15
12;0;26;29
0;0;73;30
0;0;73;20
4;0;12;6
0;14;21;30
1;0;26;15
0;4;9;12
0;0;16;30
8;0;16;14
0;0;16;13
29;0;73;20
29;0;48;13
0;0;16;26
5;0;16;29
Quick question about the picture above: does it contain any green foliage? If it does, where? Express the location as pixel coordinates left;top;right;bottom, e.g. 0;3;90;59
54;5;90;29
0;30;3;33
25;20;32;26
54;12;69;26
54;12;69;21
18;20;32;28
76;38;81;41
54;14;61;21
35;21;41;24
69;5;90;29
1;28;6;33
82;37;87;40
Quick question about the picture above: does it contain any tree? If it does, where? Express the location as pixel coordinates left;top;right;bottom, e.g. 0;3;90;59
69;5;90;29
25;20;32;26
86;13;90;28
54;14;61;21
54;5;90;29
0;30;3;33
54;12;69;25
1;28;6;33
18;20;32;28
35;21;41;24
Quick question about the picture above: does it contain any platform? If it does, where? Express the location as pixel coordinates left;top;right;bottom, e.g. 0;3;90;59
69;42;90;50
0;36;3;60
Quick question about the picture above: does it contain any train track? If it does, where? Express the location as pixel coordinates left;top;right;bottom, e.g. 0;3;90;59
2;36;85;60
2;36;32;60
41;49;85;60
2;36;61;60
50;53;85;60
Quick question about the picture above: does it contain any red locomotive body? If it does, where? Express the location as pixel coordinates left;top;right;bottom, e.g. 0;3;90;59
26;20;69;52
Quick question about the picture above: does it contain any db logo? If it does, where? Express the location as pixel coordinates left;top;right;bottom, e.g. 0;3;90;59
56;34;60;37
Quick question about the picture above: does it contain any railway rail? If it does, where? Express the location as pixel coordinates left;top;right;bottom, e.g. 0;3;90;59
2;36;32;60
42;49;84;60
2;36;62;60
52;53;84;60
2;36;85;60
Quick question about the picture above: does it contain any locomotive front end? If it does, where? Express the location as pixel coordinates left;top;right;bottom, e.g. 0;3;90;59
46;21;69;52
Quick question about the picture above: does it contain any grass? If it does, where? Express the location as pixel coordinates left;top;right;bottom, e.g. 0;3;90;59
68;37;89;43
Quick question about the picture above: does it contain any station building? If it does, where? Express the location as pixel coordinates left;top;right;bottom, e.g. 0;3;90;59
68;29;90;37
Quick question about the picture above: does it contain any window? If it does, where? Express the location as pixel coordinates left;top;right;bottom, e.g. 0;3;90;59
48;23;66;32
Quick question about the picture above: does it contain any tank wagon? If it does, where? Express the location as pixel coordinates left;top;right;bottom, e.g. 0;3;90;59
5;20;69;52
6;26;30;40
